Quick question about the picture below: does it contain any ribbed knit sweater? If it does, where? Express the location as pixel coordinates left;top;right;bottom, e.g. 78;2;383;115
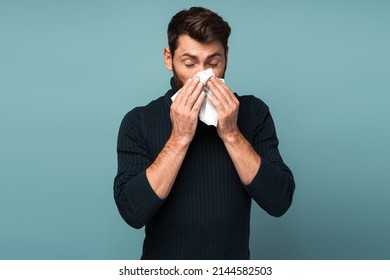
114;78;295;260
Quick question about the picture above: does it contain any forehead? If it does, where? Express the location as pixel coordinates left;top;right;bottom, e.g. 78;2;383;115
175;34;225;58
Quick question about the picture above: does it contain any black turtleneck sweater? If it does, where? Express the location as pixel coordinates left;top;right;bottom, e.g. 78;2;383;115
114;78;295;259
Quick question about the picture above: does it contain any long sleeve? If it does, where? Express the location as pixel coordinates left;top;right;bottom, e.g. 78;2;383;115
113;108;164;229
241;97;295;217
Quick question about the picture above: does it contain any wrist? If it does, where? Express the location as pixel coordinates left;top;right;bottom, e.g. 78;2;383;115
220;129;243;146
168;132;192;151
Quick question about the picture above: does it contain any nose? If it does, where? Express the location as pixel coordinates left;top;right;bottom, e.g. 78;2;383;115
196;65;206;73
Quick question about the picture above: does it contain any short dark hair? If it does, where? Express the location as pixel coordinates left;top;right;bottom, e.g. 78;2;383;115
167;7;231;56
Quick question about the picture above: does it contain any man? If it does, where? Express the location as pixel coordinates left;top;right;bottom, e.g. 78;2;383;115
114;7;295;260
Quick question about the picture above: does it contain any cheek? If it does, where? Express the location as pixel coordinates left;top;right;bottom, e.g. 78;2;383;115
179;72;194;82
211;61;227;78
213;66;226;79
174;64;197;81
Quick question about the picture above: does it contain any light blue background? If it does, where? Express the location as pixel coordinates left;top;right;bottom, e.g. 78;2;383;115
1;0;389;259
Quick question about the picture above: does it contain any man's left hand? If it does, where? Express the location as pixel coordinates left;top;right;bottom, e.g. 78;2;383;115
207;77;240;142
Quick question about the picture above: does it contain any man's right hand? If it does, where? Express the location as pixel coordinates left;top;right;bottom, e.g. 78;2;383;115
169;77;206;146
146;77;206;199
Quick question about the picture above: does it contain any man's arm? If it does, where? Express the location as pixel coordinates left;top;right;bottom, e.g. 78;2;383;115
114;77;205;229
146;77;206;199
207;77;260;184
207;77;295;216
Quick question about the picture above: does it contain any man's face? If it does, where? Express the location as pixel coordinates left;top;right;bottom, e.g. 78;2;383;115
164;34;227;88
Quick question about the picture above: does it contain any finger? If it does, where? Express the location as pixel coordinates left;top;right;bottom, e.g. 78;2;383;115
207;79;230;110
207;92;225;113
208;77;236;105
173;78;190;104
175;77;200;105
191;91;206;113
185;81;204;109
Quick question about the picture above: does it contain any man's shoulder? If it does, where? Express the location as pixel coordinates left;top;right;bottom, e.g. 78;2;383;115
120;92;170;127
237;94;269;115
235;93;272;133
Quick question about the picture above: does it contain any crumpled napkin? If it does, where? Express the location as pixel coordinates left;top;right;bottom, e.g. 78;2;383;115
171;68;223;127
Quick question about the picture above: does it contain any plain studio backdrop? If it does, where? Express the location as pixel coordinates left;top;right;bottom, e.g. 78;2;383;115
0;0;389;259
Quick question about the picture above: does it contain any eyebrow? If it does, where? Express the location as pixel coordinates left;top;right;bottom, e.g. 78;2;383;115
181;53;223;60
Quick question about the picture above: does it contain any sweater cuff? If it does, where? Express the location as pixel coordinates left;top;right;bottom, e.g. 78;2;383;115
244;158;282;198
123;170;165;227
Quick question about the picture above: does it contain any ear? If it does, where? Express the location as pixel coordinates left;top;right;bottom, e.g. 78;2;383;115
164;46;173;71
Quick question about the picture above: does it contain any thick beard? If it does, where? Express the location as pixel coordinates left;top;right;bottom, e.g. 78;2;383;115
172;64;184;89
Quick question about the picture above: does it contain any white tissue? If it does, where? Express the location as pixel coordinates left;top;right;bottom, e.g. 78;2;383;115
171;69;223;127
